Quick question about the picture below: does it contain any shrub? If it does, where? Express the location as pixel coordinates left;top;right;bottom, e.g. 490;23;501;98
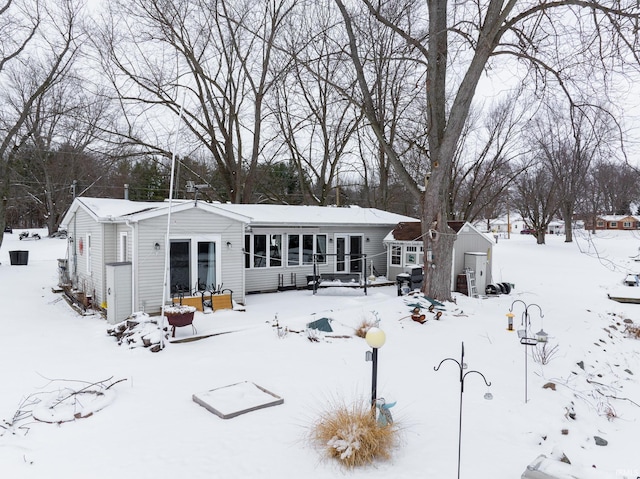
532;342;559;365
311;400;398;468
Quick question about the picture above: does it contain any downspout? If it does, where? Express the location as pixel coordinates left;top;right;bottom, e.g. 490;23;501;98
73;211;78;283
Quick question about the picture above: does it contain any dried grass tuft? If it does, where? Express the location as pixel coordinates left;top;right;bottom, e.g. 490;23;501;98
624;323;640;339
354;319;375;338
311;400;398;468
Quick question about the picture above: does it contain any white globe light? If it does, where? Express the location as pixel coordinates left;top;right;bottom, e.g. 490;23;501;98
365;327;386;349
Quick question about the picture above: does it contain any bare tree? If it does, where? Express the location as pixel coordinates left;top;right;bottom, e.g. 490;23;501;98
271;3;363;205
512;163;560;245
450;94;530;223
9;70;113;234
583;160;640;219
335;0;640;300
531;104;616;242
1;0;84;244
96;0;295;204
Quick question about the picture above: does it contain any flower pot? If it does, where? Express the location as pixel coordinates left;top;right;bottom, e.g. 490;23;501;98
165;305;196;337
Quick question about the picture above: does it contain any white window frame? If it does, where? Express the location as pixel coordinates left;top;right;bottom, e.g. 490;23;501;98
86;233;92;274
391;245;401;265
119;232;128;262
167;234;221;296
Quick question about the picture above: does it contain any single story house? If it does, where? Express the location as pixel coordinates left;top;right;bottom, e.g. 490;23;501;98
586;215;640;231
59;197;417;323
384;221;494;294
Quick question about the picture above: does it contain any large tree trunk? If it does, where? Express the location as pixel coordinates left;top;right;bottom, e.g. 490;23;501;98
422;165;456;301
561;203;573;242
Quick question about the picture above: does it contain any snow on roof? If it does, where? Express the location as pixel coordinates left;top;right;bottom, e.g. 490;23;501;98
213;203;416;226
599;214;640;221
63;198;417;227
76;197;165;220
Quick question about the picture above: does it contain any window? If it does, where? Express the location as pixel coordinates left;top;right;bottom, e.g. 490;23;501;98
391;245;401;265
596;220;604;228
86;233;92;274
170;240;190;292
406;246;417;264
287;235;300;266
119;232;128;262
270;235;282;267
316;235;327;263
253;235;267;267
623;221;632;229
302;234;314;264
404;245;424;265
244;235;251;268
286;233;327;266
610;221;618;228
245;234;284;268
197;242;216;290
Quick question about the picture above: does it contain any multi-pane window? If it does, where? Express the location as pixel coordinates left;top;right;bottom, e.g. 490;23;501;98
244;234;283;268
287;234;327;266
391;245;401;265
245;233;326;268
405;245;424;265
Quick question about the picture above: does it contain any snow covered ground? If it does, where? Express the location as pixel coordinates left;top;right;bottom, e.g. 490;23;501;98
1;227;639;478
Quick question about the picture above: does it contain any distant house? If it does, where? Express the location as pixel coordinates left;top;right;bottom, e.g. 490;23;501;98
586;215;640;230
546;221;565;235
60;197;416;323
383;221;494;293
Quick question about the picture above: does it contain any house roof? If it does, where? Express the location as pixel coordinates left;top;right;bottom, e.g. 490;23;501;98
60;197;417;228
598;215;640;222
210;203;417;226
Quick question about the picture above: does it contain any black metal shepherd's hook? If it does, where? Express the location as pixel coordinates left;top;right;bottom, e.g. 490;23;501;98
434;342;491;479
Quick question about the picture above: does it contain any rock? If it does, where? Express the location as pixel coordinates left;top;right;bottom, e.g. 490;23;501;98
577;361;585;370
594;436;608;446
543;382;556;390
624;368;633;375
550;446;571;464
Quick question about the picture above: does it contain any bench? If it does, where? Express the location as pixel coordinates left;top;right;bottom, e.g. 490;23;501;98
310;272;367;295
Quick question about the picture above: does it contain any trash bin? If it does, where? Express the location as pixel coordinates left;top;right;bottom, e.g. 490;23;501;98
9;250;29;265
396;273;411;296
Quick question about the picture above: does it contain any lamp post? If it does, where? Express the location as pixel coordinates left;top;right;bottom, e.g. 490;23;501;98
365;327;386;409
434;342;492;479
508;300;545;403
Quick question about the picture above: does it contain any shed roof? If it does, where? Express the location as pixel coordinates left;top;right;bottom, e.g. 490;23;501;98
386;220;470;242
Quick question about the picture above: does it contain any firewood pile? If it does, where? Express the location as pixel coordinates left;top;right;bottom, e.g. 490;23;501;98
107;312;164;352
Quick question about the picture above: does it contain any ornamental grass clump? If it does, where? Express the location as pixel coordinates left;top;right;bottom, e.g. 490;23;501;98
311;400;398;468
354;319;375;338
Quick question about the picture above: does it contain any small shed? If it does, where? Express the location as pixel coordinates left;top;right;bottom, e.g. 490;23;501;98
384;221;494;293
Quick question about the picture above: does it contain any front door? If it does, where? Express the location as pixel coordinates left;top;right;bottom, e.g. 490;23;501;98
335;235;363;273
